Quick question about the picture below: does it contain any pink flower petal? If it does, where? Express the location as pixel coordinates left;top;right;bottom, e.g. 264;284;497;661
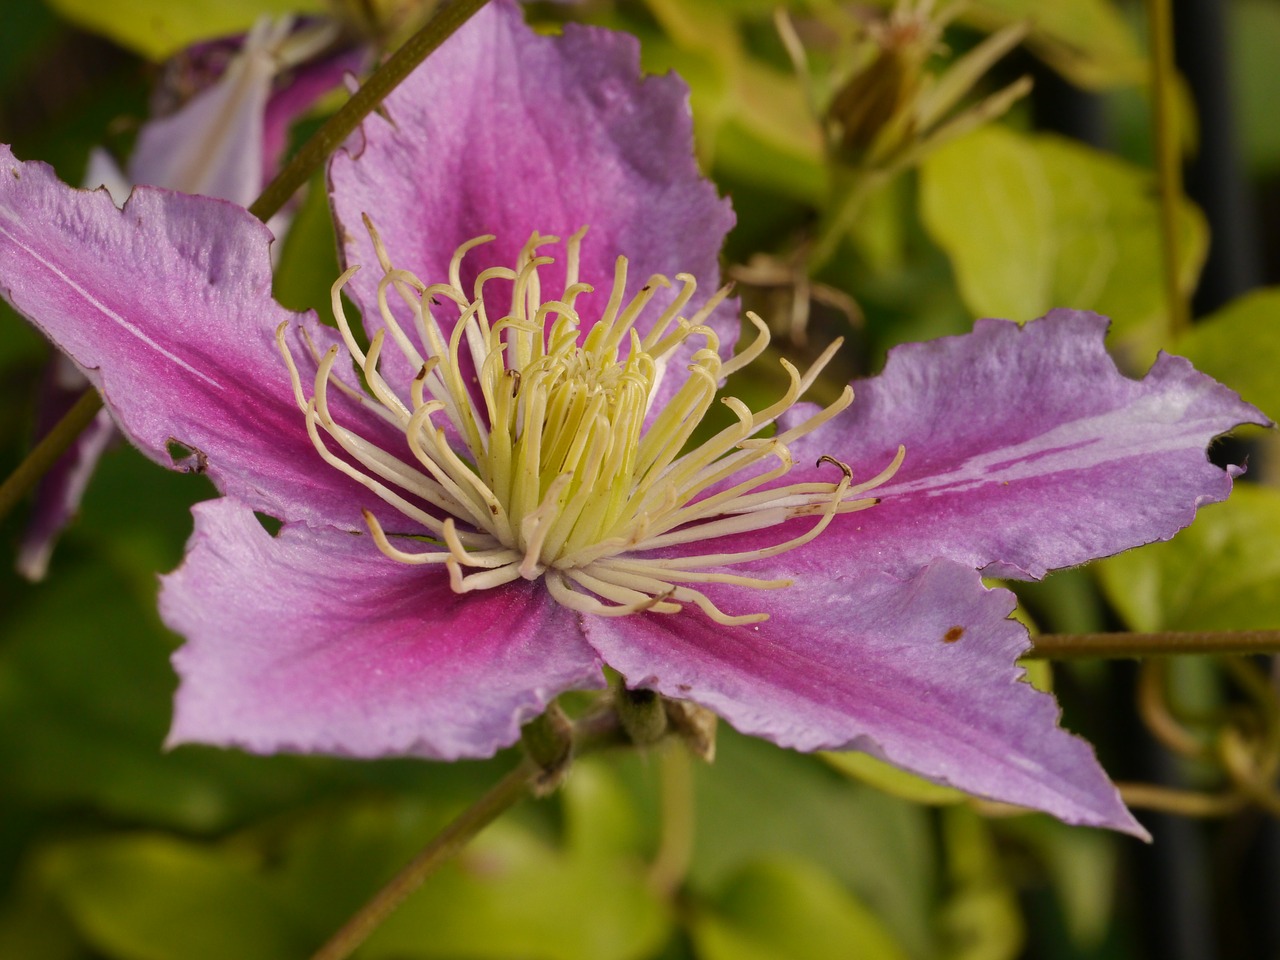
18;29;358;577
164;498;604;759
0;146;411;532
581;559;1146;836
329;0;735;387
776;310;1269;580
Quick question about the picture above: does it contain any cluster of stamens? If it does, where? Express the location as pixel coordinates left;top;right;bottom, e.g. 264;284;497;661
277;223;903;625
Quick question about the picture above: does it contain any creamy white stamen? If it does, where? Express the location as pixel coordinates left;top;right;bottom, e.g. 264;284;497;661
277;225;903;624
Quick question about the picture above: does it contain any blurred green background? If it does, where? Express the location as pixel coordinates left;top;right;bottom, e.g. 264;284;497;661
3;1;1279;957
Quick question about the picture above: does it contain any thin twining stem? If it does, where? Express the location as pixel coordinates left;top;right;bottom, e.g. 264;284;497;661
0;0;492;525
309;707;630;960
1146;0;1190;336
250;0;491;223
309;761;534;960
1117;781;1248;818
1137;658;1206;759
648;741;696;896
0;388;102;524
1027;630;1280;660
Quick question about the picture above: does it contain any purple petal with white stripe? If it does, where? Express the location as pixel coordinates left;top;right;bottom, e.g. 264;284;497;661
0;146;414;533
768;310;1268;581
19;21;355;577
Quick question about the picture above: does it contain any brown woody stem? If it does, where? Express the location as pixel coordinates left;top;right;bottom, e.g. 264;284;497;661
0;387;103;524
1028;630;1280;659
309;761;536;960
249;0;492;223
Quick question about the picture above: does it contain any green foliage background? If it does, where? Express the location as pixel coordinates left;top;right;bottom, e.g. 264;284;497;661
2;1;1278;957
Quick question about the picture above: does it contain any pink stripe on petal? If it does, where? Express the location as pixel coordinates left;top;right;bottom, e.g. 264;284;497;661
0;147;413;533
329;0;735;389
582;560;1146;837
164;498;604;759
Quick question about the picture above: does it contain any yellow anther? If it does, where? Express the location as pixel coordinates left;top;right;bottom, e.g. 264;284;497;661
275;223;903;623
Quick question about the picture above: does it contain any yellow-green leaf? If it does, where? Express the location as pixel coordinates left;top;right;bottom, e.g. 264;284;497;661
939;808;1024;960
1175;286;1280;418
921;126;1206;360
1097;484;1280;632
823;751;969;806
692;857;912;960
45;0;324;61
963;0;1145;89
43;836;307;960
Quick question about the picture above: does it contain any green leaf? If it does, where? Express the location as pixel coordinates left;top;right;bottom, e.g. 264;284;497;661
42;835;310;960
0;478;504;831
0;301;46;369
273;174;342;320
962;0;1146;90
560;755;648;865
939;807;1024;960
691;857;911;960
637;0;823;205
713;55;824;204
359;771;671;960
0;556;201;824
0;850;90;960
687;729;937;960
1231;0;1280;174
44;0;325;61
38;767;668;960
1097;484;1280;631
0;1;59;102
1174;286;1280;419
921;126;1207;359
920;126;1055;322
0;490;313;830
822;751;969;806
997;817;1117;948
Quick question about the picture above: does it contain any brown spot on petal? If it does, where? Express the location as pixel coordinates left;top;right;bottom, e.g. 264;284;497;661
943;625;965;643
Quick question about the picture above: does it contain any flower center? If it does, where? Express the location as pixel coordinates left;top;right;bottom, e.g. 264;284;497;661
277;223;903;625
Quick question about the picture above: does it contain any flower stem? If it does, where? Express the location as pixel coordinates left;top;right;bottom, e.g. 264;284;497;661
310;706;632;960
1117;781;1247;817
1027;630;1280;659
249;0;493;223
808;168;882;274
309;761;537;960
0;387;102;524
648;741;695;896
1147;0;1190;336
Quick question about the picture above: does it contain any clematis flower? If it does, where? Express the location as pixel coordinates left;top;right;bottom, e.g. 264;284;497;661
17;17;359;580
0;1;1267;838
